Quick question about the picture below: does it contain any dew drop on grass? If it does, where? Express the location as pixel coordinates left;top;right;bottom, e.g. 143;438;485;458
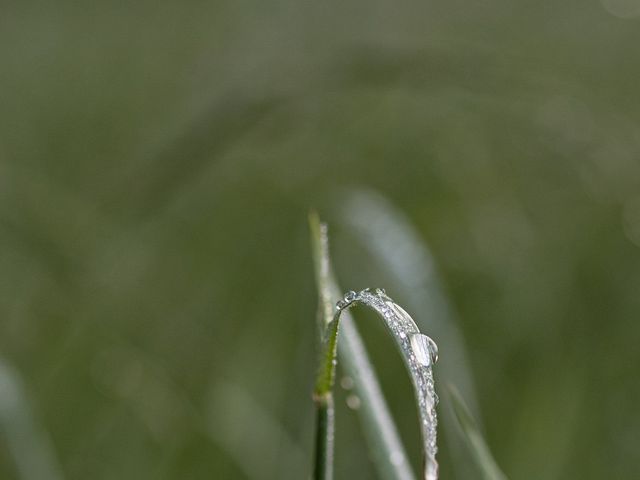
425;459;439;480
344;290;356;302
410;334;434;367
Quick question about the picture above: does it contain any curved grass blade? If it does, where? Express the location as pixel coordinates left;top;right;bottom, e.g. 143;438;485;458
340;189;479;416
448;385;508;480
335;289;440;480
338;189;487;477
338;190;510;478
309;212;415;480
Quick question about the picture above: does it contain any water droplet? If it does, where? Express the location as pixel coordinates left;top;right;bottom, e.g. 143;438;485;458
346;394;361;410
410;333;433;367
427;336;439;364
344;290;356;302
336;300;346;310
425;459;439;480
423;393;435;410
388;302;419;330
375;287;386;296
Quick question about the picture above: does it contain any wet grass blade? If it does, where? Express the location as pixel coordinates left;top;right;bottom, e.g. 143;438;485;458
338;189;481;476
309;212;415;480
332;289;441;479
339;189;480;416
448;385;508;480
337;190;508;479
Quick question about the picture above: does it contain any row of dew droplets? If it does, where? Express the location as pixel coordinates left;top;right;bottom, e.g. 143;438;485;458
334;288;440;480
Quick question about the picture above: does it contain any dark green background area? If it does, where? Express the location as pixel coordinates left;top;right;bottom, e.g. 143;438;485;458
1;1;639;479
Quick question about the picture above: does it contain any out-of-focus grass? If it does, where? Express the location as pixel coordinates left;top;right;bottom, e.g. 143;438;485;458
0;359;64;480
448;385;506;480
1;1;640;479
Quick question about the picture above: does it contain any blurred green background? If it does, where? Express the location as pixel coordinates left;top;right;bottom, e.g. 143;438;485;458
1;1;640;479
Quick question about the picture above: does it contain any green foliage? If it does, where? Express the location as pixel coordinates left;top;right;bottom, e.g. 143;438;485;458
1;2;639;479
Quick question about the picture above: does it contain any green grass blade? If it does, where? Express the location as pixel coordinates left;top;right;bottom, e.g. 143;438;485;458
309;212;415;480
333;289;441;479
448;385;508;480
338;189;484;476
314;317;340;397
310;211;339;480
312;392;335;480
340;189;480;415
309;211;335;332
338;190;510;479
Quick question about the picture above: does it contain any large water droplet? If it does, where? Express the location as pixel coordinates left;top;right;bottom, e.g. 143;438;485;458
410;334;434;367
427;336;439;364
425;459;439;480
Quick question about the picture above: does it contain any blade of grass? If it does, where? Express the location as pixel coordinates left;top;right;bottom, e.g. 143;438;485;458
312;315;339;480
309;212;415;480
448;385;508;480
310;213;339;480
312;389;335;480
340;189;479;416
337;190;511;478
338;189;486;477
332;289;441;480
